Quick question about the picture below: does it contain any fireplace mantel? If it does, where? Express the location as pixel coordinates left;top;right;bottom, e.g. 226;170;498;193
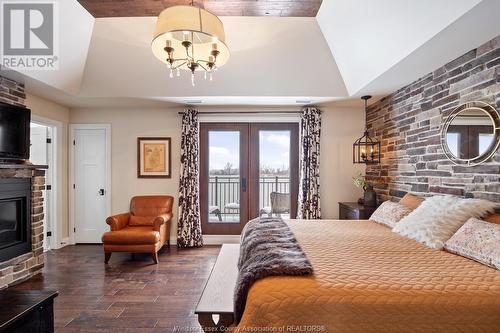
0;163;48;170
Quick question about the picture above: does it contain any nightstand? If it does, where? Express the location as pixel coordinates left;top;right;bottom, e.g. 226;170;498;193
338;202;376;220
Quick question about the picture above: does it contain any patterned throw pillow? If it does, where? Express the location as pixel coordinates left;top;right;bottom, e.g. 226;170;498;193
370;201;412;228
445;217;500;270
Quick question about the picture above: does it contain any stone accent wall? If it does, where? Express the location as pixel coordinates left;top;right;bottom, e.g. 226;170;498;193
0;168;45;289
0;75;26;107
366;35;500;203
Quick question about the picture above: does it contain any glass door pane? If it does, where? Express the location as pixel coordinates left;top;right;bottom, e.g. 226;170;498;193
200;123;249;235
248;123;299;220
208;131;241;223
258;131;291;219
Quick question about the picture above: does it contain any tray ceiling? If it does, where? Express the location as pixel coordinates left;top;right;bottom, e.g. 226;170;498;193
6;0;499;108
77;0;323;18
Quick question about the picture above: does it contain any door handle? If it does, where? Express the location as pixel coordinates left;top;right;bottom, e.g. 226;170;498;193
241;178;247;192
99;189;105;196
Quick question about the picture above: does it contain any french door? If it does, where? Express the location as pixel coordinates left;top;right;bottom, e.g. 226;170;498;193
200;123;299;235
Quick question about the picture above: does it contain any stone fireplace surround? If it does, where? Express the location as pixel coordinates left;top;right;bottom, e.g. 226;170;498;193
0;75;47;289
0;164;46;289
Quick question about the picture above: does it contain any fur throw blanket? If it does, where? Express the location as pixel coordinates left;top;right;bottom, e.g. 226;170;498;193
234;217;313;323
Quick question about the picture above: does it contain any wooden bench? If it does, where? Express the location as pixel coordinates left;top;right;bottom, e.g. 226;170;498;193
196;244;240;332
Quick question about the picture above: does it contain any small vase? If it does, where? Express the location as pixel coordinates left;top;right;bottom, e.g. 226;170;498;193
363;186;377;207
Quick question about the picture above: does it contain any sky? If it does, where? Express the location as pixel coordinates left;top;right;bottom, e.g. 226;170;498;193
209;130;290;172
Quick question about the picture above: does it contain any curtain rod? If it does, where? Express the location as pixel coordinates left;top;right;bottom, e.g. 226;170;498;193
177;111;303;115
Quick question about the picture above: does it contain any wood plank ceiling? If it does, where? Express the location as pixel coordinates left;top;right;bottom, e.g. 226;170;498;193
77;0;323;18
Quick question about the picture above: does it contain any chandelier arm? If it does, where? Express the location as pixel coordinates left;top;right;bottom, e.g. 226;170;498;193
171;57;189;63
196;62;208;71
171;61;188;70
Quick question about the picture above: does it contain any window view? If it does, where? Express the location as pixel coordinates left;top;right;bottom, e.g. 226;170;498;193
446;132;460;158
258;131;291;219
479;133;494;155
208;131;241;223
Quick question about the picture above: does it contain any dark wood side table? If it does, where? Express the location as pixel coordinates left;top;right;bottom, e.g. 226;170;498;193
339;202;377;220
0;290;58;333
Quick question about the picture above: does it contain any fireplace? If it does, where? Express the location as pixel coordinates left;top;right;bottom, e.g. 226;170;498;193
0;178;31;262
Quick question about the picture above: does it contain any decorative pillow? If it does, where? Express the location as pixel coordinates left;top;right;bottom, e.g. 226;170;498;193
129;215;156;226
445;217;500;270
392;196;498;249
484;213;500;225
370;201;412;228
399;193;425;210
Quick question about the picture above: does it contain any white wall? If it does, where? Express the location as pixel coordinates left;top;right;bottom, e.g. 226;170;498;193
70;107;182;243
69;104;365;242
319;104;366;218
25;93;71;239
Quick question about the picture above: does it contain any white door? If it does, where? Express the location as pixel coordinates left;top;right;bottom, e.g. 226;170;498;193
30;125;51;250
30;126;48;164
74;129;108;243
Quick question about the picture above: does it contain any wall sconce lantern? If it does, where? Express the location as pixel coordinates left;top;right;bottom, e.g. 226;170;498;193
353;95;381;164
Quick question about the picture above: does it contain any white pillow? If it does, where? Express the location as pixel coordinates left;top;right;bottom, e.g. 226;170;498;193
370;201;412;228
392;196;498;249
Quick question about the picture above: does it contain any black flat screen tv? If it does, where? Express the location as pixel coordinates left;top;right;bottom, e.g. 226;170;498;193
0;102;30;160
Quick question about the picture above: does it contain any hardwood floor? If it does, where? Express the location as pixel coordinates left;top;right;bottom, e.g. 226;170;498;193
12;245;221;332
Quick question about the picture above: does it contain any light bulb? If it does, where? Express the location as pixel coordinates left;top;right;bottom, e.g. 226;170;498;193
176;68;180;77
191;73;195;87
204;71;207;80
169;69;173;78
209;72;213;81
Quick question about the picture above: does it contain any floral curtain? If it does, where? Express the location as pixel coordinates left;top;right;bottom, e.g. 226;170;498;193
177;108;203;247
297;107;322;219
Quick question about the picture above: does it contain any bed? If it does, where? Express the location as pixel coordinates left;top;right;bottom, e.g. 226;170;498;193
236;219;500;332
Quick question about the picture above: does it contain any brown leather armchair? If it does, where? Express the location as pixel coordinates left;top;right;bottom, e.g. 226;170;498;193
102;195;174;264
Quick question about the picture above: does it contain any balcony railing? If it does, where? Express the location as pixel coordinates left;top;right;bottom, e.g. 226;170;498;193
208;175;290;216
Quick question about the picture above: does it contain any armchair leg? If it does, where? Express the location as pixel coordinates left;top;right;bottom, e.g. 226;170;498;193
151;252;159;264
104;252;112;264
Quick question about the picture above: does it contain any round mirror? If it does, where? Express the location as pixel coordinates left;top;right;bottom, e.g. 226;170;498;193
442;101;500;166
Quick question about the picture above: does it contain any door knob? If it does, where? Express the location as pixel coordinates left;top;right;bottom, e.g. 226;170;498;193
99;189;105;196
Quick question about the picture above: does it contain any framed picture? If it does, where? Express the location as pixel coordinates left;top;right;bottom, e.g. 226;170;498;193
137;137;172;178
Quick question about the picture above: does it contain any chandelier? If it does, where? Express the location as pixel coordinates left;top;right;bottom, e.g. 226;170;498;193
151;3;230;86
353;96;381;164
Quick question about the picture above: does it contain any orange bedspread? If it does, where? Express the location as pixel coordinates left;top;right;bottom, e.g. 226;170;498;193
237;220;500;332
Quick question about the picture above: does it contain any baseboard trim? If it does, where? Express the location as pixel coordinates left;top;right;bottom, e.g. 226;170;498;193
168;235;240;246
203;235;240;245
56;237;70;249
